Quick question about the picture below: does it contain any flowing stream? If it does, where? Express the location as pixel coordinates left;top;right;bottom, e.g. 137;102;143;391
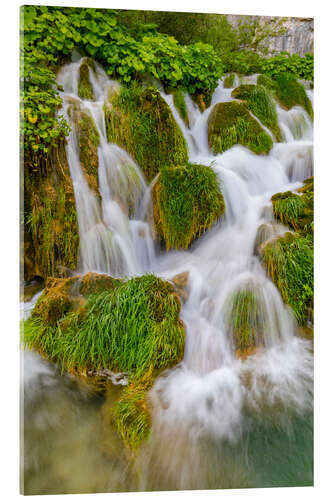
22;58;314;493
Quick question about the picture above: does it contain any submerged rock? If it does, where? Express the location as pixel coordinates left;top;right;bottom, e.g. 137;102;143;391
171;271;190;302
104;83;188;182
207;101;273;155
153;163;225;250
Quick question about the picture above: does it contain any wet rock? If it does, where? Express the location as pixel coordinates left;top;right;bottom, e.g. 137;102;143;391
171;271;189;302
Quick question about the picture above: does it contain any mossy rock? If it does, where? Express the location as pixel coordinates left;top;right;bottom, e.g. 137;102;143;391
78;60;94;101
23;142;79;281
207;101;273;155
271;179;313;236
172;89;189;127
227;289;265;352
262;232;313;325
104;83;188;182
258;73;313;120
24;273;185;451
224;73;236;89
70;107;100;196
153;163;225;250
191;89;213;112
231;84;282;141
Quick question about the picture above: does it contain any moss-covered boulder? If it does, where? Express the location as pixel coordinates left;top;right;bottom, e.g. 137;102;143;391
78;59;95;101
153;164;225;250
24;273;185;450
23;142;79;281
231;84;282;141
104;83;188;182
172;89;189;127
258;73;313;120
227;288;265;353
207;101;273;155
69;106;100;196
271;178;313;236
224;73;236;88
262;232;313;325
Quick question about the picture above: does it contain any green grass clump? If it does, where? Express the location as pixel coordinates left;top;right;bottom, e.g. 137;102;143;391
224;73;236;88
258;73;313;120
172;90;189;127
231;84;282;141
228;289;265;352
207;101;273;155
272;179;313;236
78;60;94;101
263;232;313;325
25;274;185;379
24;273;185;450
153;163;225;250
104;82;188;182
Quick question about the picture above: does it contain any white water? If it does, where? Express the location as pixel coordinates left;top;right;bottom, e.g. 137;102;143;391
24;58;313;490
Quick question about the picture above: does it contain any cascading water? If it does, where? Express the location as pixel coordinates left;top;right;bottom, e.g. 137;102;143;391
23;57;313;492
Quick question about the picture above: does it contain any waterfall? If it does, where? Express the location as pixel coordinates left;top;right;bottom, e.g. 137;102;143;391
23;57;313;490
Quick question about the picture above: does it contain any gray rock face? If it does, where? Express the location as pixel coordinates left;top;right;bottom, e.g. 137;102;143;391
227;15;313;56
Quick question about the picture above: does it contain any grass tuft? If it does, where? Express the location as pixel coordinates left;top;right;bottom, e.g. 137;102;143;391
153;163;225;250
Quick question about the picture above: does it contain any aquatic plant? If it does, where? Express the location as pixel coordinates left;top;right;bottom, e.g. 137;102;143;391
153;163;225;250
231;84;282;141
78;60;95;100
224;73;236;88
171;89;190;127
207;101;273;155
104;83;188;182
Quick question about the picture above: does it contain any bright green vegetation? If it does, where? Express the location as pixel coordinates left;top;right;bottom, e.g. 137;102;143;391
172;90;189;127
23;145;79;281
258;73;313;119
262;178;314;325
263;232;313;325
231;84;282;141
224;73;236;88
261;52;314;82
207;101;273;155
21;5;223;162
78;60;95;100
271;180;313;236
104;83;188;182
228;289;264;352
24;273;185;449
153;164;225;250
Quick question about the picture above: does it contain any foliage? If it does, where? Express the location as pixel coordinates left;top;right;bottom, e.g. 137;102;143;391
224;73;236;88
104;83;188;182
260;52;314;82
25;274;185;380
207;101;273;155
153;164;225;250
231;84;281;141
262;232;313;325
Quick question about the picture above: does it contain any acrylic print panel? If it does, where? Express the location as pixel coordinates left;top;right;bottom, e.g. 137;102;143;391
21;3;314;495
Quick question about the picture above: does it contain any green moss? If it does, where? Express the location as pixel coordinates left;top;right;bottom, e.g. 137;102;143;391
24;273;185;450
228;289;265;351
262;232;313;325
191;89;213;112
153;163;225;250
258;73;313;120
272;180;313;236
172;90;189;127
24;143;79;280
104;82;188;182
207;101;273;155
231;84;282;141
78;60;94;101
224;73;236;88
